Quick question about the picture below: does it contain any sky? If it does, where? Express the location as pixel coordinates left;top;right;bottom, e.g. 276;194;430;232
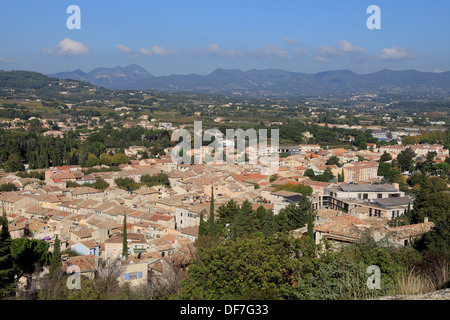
0;0;449;76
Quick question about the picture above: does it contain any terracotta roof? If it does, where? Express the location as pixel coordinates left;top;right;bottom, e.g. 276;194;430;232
62;255;96;273
181;225;198;237
389;222;435;241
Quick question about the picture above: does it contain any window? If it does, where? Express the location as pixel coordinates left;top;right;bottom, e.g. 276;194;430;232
124;271;143;280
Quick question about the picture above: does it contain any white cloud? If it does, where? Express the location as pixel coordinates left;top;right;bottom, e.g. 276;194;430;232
337;40;365;55
138;45;177;56
313;55;331;63
42;38;90;56
314;40;366;62
252;44;290;60
207;44;241;59
316;45;337;59
117;44;133;54
282;37;301;45
377;46;416;60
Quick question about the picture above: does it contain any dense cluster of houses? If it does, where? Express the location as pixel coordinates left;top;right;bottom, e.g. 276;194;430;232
0;142;443;288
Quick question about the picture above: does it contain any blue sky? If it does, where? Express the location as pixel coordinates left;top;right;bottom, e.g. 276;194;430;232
1;0;449;76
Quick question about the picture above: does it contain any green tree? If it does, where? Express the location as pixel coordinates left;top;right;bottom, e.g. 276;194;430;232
307;208;315;244
4;153;24;172
198;213;207;238
269;174;278;183
262;209;276;237
274;183;313;197
377;162;392;178
92;179;110;191
414;214;450;255
326;155;341;167
435;161;450;177
0;183;15;192
179;235;312;300
84;153;100;167
111;153;130;166
217;199;240;226
231;200;256;239
99;153;112;166
122;214;128;259
208;186;217;237
397;148;415;172
10;238;50;282
49;236;61;280
255;206;267;230
114;177;140;191
379;151;392;162
411;176;449;224
280;197;315;231
304;168;315;179
0;211;15;299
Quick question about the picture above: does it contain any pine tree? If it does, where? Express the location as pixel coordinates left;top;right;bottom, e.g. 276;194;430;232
122;214;128;259
0;210;15;299
209;186;217;237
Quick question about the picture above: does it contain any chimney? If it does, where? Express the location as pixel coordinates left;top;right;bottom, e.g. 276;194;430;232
424;217;428;223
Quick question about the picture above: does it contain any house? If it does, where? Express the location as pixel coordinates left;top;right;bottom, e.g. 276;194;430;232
119;260;149;287
7;222;28;239
175;204;209;231
104;233;148;260
71;240;101;256
0;192;37;214
388;220;435;246
62;255;97;280
270;190;303;214
180;225;199;241
342;161;379;183
70;227;94;243
325;183;404;203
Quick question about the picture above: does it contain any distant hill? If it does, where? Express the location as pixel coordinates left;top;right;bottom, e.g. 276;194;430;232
117;67;450;97
33;65;450;97
49;64;153;89
0;70;59;89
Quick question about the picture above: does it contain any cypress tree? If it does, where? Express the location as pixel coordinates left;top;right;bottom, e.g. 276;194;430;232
49;236;61;279
0;210;15;299
198;213;206;237
209;185;217;237
122;214;128;259
307;208;315;244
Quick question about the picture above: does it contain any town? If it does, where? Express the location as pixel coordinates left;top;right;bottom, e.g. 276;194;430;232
0;68;449;301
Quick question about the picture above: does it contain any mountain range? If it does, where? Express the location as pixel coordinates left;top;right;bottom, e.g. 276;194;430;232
49;65;450;97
